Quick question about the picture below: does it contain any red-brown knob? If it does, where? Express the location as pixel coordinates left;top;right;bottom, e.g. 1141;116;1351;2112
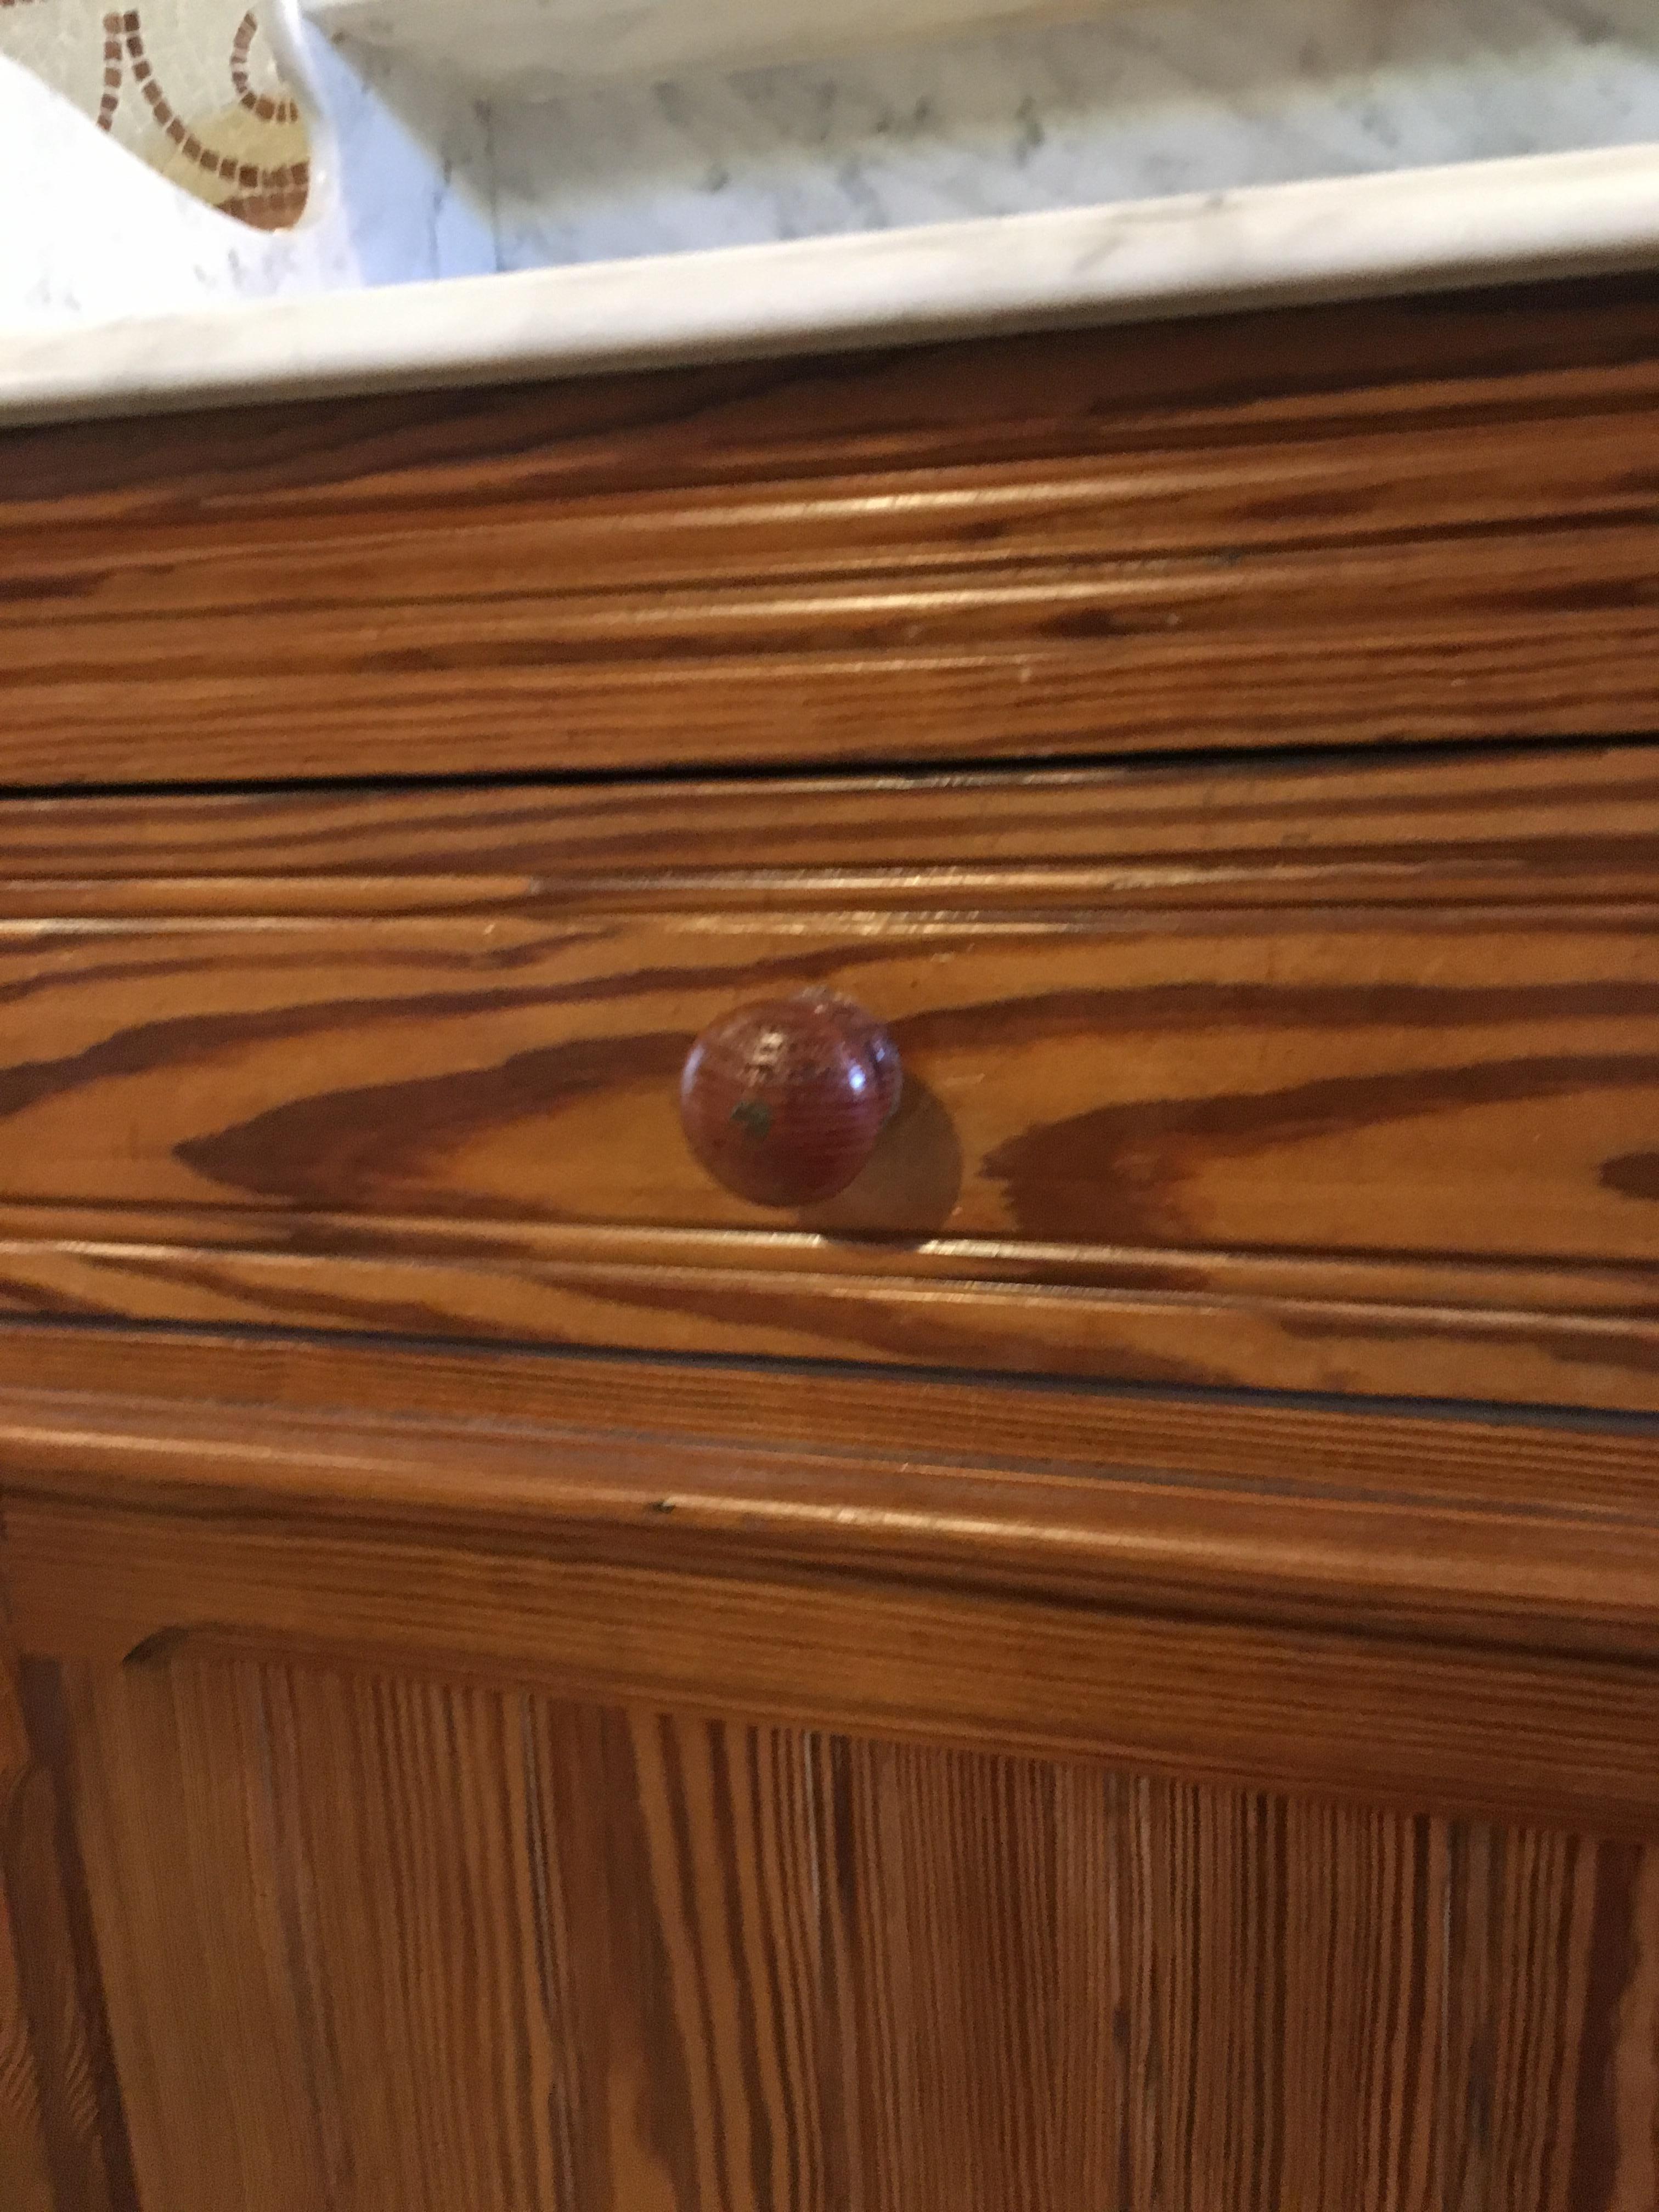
679;990;902;1207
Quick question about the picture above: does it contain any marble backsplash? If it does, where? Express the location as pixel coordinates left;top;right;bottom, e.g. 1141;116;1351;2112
4;0;1658;324
484;0;1659;268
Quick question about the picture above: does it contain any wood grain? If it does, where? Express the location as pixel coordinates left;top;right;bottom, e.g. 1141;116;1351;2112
13;270;1659;2205
9;1304;1659;1523
8;1364;1659;1833
0;1658;125;2212
49;1655;1659;2210
0;744;1656;1405
8;1365;1659;1661
0;742;1656;912
4;276;1659;783
9;1329;1659;2196
0;1667;57;2212
13;908;1652;1259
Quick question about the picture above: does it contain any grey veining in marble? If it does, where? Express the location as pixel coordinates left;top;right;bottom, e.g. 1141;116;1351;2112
8;145;1658;426
307;0;1105;91
480;0;1659;268
5;0;1659;354
300;23;496;285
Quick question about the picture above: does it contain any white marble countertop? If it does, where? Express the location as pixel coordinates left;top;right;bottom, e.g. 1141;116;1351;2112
3;140;1658;429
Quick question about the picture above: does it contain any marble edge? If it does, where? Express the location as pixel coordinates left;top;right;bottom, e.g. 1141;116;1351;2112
4;140;1659;426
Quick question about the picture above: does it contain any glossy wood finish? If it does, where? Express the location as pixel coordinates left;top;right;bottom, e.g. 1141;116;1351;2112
5;1321;1659;2202
7;1331;1659;1833
40;1656;1659;2211
9;274;1659;2207
680;992;902;1206
0;741;1655;910
0;746;1656;1407
8;1305;1659;1541
3;276;1659;785
0;1658;123;2212
0;1666;59;2212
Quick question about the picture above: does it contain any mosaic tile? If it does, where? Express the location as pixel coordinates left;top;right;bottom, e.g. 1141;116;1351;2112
0;0;311;227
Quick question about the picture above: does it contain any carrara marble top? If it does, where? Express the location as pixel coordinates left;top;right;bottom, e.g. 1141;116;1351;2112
3;140;1658;430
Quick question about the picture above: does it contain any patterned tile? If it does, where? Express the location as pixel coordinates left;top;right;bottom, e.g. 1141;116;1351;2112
0;0;309;227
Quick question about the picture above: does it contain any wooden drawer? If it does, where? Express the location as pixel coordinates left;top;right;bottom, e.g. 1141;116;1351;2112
4;276;1659;789
1;743;1656;1409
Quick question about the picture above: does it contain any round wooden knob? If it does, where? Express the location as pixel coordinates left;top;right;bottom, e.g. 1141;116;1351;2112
679;990;902;1207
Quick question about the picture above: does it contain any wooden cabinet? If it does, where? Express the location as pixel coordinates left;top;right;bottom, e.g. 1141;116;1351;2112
35;1671;1659;2209
5;273;1659;2207
7;1341;1659;2205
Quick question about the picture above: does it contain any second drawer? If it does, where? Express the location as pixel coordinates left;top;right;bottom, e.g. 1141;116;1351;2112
0;745;1655;1407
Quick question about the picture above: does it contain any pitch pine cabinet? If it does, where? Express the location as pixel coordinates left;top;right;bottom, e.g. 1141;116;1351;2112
5;274;1659;2210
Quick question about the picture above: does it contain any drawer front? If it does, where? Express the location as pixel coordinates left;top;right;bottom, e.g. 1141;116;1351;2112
0;747;1656;1408
4;280;1659;789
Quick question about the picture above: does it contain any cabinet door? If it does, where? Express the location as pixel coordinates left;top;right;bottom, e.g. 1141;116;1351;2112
0;1661;125;2212
6;1331;1659;2208
18;1652;1659;2212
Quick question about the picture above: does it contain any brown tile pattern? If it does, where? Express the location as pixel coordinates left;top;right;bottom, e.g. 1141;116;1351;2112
115;9;306;224
96;4;118;126
228;4;292;122
0;0;309;229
